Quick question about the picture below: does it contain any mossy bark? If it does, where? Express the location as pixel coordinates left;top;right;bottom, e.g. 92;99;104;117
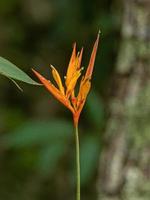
98;0;150;199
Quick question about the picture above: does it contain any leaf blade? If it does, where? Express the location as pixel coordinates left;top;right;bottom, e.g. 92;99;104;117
0;56;39;85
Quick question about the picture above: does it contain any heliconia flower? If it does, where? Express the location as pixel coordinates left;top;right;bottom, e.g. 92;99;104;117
32;33;99;126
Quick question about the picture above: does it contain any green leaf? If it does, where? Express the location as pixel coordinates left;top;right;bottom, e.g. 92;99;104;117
4;119;73;148
0;56;39;85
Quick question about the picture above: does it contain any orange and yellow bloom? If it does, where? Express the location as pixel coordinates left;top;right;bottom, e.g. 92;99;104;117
32;33;99;126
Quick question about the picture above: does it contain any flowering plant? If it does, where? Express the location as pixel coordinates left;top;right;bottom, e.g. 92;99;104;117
33;32;100;200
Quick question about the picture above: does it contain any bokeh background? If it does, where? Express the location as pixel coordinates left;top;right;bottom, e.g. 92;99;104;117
0;0;149;200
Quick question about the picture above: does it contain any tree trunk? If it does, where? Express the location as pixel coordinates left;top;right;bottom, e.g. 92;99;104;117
97;0;150;200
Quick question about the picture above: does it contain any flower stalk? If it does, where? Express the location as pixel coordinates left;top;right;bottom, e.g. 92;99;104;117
32;32;100;200
75;123;80;200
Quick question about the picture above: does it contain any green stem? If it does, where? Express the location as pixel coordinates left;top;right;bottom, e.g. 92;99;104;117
75;124;80;200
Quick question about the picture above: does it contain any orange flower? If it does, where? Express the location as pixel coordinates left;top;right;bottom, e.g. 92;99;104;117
32;33;99;126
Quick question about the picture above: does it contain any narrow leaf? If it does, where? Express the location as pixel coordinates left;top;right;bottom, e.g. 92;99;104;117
0;56;39;85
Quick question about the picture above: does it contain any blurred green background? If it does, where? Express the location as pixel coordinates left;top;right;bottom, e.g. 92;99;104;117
0;0;120;199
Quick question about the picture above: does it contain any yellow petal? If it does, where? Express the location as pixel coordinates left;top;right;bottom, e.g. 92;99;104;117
73;78;91;126
66;45;83;87
77;47;83;70
76;78;91;110
66;68;83;98
32;69;74;113
50;65;65;95
65;43;76;86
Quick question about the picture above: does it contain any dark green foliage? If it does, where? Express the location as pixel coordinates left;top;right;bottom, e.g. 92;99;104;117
4;120;72;177
86;91;105;128
80;135;100;186
4;120;72;147
0;0;119;199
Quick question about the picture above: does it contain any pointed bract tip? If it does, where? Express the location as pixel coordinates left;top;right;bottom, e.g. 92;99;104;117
73;42;76;48
98;29;101;35
32;68;41;75
50;64;55;69
32;68;36;73
80;47;84;52
32;68;42;78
